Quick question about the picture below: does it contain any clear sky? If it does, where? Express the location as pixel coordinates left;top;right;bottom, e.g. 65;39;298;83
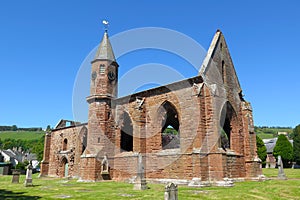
0;0;299;129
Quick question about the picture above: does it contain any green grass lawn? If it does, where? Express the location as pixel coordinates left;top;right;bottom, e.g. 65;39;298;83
256;132;276;139
0;131;44;140
0;169;300;199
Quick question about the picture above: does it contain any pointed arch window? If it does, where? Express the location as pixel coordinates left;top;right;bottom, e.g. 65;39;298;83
158;101;180;150
220;102;238;150
120;112;133;152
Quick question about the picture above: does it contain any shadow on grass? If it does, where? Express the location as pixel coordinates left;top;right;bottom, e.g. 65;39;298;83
0;189;41;199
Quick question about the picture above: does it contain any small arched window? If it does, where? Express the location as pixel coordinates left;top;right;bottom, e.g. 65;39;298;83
63;138;68;151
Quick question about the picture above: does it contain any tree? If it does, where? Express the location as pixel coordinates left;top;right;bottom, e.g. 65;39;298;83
273;134;293;167
256;135;267;165
292;124;300;165
31;135;45;161
2;139;13;150
46;125;52;132
12;125;17;131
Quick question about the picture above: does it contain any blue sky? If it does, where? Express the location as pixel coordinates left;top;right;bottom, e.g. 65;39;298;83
0;0;299;128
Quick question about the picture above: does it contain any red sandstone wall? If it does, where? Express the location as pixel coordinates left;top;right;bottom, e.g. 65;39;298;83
44;32;261;182
47;125;87;178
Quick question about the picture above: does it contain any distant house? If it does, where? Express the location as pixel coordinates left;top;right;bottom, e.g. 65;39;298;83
0;148;39;168
278;132;288;136
1;149;20;166
263;138;293;168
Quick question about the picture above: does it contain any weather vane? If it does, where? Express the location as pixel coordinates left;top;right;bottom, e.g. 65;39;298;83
102;20;109;32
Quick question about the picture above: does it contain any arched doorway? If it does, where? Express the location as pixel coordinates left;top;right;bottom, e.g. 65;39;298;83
61;157;68;177
158;101;180;150
220;102;237;150
120;112;133;152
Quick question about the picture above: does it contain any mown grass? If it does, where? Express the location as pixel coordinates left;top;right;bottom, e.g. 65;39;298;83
0;131;44;140
0;169;299;199
256;132;275;139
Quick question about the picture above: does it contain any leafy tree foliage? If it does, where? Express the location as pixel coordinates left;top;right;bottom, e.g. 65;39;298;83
15;160;29;170
0;125;42;131
273;134;293;167
31;135;45;161
256;135;267;164
292;124;300;165
2;139;13;150
12;125;17;131
46;125;52;132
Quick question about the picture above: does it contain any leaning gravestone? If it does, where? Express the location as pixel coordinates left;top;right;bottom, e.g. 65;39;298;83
277;155;287;180
133;153;147;190
24;162;33;186
164;183;178;200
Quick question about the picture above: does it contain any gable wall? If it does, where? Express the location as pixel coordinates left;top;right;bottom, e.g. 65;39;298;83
47;125;87;178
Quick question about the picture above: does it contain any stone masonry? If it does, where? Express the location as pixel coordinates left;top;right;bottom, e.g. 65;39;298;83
41;29;262;184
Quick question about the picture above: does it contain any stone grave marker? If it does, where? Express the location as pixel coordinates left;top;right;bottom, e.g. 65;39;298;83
24;162;33;186
133;153;147;190
11;170;20;183
277;155;287;180
164;182;178;200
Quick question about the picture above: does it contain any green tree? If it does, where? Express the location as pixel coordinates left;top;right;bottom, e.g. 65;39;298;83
2;139;13;149
46;125;52;132
292;124;300;165
256;135;267;165
12;125;17;131
15;160;29;170
31;135;45;161
273;134;293;167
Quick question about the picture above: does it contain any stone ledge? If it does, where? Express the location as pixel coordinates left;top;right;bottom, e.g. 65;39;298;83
80;154;97;158
114;151;139;158
157;148;181;156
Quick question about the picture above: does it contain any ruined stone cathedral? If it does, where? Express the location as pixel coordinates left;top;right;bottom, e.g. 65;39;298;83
41;29;262;184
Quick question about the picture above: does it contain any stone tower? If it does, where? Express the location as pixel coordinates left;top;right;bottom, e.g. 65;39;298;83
41;29;262;182
80;30;118;180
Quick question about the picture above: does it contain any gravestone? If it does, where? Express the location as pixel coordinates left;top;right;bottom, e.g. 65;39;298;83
277;155;287;180
164;182;178;200
11;170;20;183
24;162;33;186
265;156;270;168
133;153;147;190
292;162;296;169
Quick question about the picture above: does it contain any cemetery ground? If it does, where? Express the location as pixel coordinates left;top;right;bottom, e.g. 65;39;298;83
0;169;299;199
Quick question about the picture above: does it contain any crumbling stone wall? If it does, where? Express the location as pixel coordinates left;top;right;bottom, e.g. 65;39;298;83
41;30;261;182
42;124;87;178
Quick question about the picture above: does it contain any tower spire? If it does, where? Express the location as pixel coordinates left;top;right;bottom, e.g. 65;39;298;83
94;21;115;62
